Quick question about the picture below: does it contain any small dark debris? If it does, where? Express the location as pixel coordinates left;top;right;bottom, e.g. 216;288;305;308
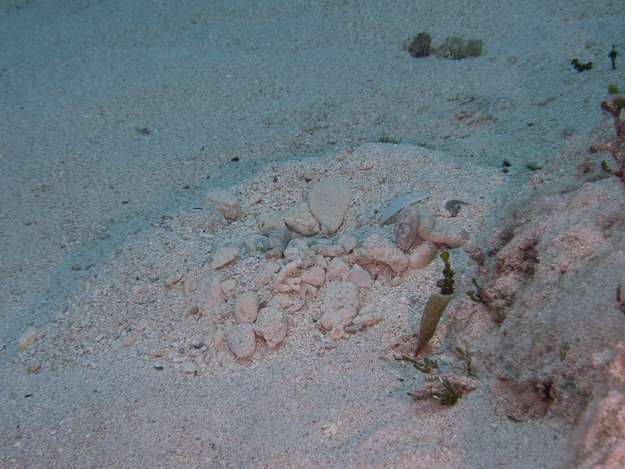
136;126;151;135
571;58;592;72
230;157;239;162
527;123;534;127
121;200;131;204
609;46;618;70
616;285;625;313
445;199;468;217
71;265;81;271
183;185;190;189
507;415;525;423
588;147;598;154
154;366;164;371
272;176;279;183
502;168;510;174
502;160;511;167
24;394;32;398
526;162;542;171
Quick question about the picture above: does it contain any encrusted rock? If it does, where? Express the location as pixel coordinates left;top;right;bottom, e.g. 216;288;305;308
241;235;267;254
326;257;350;281
408;241;437;269
394;206;420;251
234;291;259;324
226;325;257;359
417;215;470;248
212;246;240;269
330;323;349;340
314;244;344;257
267;227;292;251
204;189;240;221
284;203;320;235
320;281;359;330
357;234;409;273
308;182;353;235
256;209;285;236
199;206;229;231
198;276;224;307
300;265;326;287
353;311;384;326
338;234;358;254
256;306;288;347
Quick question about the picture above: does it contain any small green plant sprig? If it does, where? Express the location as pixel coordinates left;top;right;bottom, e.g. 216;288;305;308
437;251;455;295
456;347;476;377
436;36;483;60
395;355;440;374
466;278;488;305
432;379;460;406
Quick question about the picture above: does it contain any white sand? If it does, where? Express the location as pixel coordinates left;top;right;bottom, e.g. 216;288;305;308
1;0;624;467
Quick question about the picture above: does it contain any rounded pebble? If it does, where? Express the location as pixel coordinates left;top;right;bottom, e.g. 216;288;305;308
182;304;200;319
182;362;198;374
234;291;259;324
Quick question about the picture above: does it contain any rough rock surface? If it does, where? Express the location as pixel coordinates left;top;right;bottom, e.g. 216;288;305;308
417;215;470;248
357;233;409;273
320;281;359;330
326;257;350;281
307;182;352;235
256;209;285;236
212;246;240;269
283;203;320;235
199;206;229;231
198;276;223;307
267;227;292;251
256;305;287;347
204;189;240;221
226;325;256;359
300;265;326;287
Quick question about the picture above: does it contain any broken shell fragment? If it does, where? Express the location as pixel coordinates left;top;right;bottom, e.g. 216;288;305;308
345;265;373;288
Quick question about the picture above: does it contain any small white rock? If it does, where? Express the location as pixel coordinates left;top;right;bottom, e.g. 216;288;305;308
165;273;184;287
182;362;198;374
212;246;240;269
220;279;237;294
214;328;225;348
182;304;200;319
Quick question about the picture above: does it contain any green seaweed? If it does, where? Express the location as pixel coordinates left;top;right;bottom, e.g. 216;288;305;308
396;355;440;374
432;379;460;406
437;251;455;295
466;278;488;305
408;32;432;58
436;36;483;60
378;135;402;144
608;84;622;95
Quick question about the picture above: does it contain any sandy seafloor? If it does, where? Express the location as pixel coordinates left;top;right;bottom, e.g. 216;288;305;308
1;0;625;467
